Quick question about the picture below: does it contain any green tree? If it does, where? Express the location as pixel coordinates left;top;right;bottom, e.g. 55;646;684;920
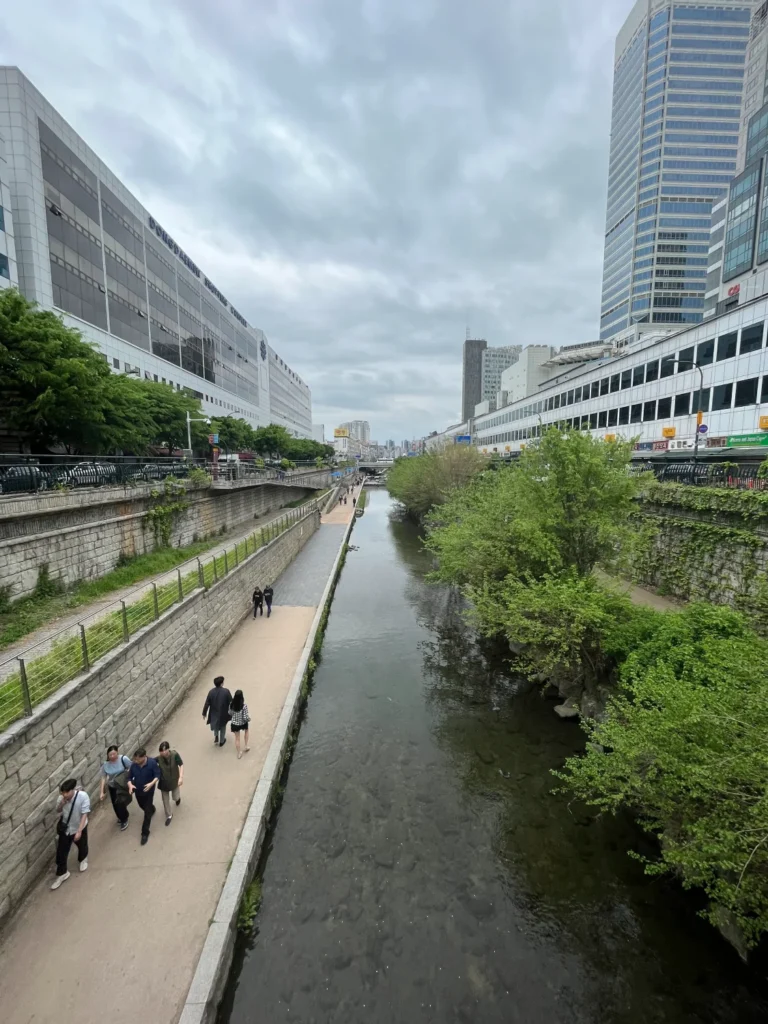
141;383;204;454
0;288;113;451
211;416;255;453
386;445;485;520
556;602;768;949
252;423;295;458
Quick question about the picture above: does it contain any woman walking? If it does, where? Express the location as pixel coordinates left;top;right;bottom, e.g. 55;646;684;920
157;741;184;826
99;744;132;830
229;690;251;759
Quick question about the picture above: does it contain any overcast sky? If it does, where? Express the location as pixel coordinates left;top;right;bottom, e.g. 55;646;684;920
2;0;628;442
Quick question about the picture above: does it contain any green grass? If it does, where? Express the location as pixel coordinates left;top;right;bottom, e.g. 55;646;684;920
0;538;224;651
237;878;263;933
357;489;367;511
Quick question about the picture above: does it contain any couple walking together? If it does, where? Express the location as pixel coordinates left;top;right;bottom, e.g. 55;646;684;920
203;676;251;758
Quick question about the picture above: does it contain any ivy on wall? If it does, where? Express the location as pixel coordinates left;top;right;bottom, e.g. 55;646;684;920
143;477;188;547
631;483;768;632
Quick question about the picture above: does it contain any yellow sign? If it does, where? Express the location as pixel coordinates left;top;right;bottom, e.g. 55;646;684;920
760;416;768;430
604;433;616;442
334;427;349;438
505;445;510;451
662;426;676;439
697;410;704;426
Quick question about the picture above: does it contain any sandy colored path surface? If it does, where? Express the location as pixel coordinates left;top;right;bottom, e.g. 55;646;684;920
0;500;359;1024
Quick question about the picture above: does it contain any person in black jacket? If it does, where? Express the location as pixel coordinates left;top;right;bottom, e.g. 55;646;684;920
203;675;232;746
263;585;273;617
252;586;263;618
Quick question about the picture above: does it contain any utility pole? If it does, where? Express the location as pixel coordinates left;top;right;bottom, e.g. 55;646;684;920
673;358;705;474
186;411;212;455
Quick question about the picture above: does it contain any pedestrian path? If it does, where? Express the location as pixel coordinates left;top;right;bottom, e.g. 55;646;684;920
595;569;682;612
0;501;308;675
0;487;361;1024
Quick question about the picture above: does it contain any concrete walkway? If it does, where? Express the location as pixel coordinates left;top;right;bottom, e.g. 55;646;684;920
0;501;315;681
595;569;682;612
0;485;361;1024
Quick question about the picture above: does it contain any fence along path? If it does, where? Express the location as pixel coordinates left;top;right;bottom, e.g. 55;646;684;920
0;500;321;731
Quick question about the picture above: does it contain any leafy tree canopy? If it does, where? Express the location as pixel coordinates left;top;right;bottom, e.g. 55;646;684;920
386;444;485;520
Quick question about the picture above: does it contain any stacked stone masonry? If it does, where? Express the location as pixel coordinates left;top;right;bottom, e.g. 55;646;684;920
0;510;320;925
0;480;319;601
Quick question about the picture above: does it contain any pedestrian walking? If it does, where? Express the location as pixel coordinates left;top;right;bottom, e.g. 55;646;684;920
263;584;273;617
252;586;264;618
229;690;251;759
51;779;90;889
343;496;347;504
203;675;233;746
157;741;184;826
99;744;132;831
353;496;357;506
128;748;160;845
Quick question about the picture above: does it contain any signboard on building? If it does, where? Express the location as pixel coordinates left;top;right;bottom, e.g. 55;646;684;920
727;433;768;447
454;435;472;445
334;428;349;438
760;416;768;430
662;427;676;439
603;434;616;442
633;441;654;451
706;436;727;448
208;433;219;445
652;440;669;451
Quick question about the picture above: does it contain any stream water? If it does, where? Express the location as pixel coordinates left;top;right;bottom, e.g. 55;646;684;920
220;489;768;1023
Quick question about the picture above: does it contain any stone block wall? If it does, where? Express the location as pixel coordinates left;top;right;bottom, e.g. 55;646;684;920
0;482;314;601
0;510;319;924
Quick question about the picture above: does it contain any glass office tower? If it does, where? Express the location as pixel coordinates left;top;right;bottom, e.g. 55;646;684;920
600;0;753;342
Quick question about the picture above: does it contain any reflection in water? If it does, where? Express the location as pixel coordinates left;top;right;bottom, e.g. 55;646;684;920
220;491;768;1024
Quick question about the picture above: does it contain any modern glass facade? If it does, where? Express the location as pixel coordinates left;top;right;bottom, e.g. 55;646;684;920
600;2;751;341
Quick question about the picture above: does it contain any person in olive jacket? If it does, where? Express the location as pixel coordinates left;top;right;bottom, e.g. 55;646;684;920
157;741;184;826
203;675;232;746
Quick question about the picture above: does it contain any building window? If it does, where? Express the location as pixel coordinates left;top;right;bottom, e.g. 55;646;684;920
600;378;609;397
0;206;4;232
590;381;600;399
643;400;657;421
716;332;737;361
674;392;690;416
712;382;733;410
598;410;608;428
660;355;676;378
677;345;694;370
574;387;582;402
633;365;645;387
589;412;598;429
657;396;672;419
631;403;643;423
112;357;119;369
762;376;768;403
566;390;574;405
619;406;630;425
621;370;632;390
610;374;620;393
646;359;659;383
608;408;618;427
740;323;764;354
0;253;8;279
734;377;759;406
696;339;714;366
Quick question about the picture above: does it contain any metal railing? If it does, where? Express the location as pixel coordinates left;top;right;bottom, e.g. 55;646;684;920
637;462;768;490
0;500;321;732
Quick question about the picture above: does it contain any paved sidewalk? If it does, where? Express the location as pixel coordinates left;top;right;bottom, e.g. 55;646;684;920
595;569;682;613
0;501;312;679
0;490;360;1024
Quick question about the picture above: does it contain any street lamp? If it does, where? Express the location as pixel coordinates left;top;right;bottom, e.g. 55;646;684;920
186;411;211;453
672;358;705;471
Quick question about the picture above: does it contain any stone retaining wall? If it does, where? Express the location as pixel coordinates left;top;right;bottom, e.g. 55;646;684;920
0;483;314;601
0;510;320;926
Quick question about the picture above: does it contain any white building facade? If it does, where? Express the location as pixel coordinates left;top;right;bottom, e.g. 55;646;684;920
0;127;18;292
474;295;768;457
0;68;312;436
481;346;520;403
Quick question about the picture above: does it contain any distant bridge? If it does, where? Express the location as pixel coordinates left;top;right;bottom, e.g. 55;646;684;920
358;461;393;470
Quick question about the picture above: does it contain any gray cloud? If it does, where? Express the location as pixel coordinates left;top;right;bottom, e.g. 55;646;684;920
1;0;627;441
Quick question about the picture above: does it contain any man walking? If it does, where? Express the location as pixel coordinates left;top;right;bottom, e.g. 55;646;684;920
252;586;263;618
158;741;184;826
203;675;232;746
128;748;160;845
51;779;90;890
263;584;273;617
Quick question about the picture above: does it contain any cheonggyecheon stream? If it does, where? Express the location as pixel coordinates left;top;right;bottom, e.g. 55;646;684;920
220;489;768;1024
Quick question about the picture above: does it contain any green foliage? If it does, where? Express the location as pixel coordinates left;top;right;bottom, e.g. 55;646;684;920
144;478;188;546
187;467;212;487
33;563;64;601
427;428;644;590
357;489;367;511
386;445;485;519
640;479;768;524
556;602;768;948
237;878;263;934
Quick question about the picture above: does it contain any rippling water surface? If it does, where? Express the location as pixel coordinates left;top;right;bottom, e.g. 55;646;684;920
220;489;768;1024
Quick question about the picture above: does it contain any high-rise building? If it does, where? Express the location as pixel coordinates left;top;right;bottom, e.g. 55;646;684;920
480;346;521;403
0;127;18;294
706;3;768;316
599;1;752;342
339;420;370;443
0;68;312;436
461;337;487;422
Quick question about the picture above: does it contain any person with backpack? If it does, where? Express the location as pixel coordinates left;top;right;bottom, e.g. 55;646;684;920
99;744;132;830
229;690;251;759
263;584;274;618
51;779;90;890
157;741;184;826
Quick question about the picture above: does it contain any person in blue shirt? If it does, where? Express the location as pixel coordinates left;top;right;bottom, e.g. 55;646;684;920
128;747;160;845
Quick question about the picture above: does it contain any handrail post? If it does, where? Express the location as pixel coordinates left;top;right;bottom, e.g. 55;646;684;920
80;624;89;669
234;544;239;566
224;550;229;574
177;569;183;600
18;658;33;716
197;559;204;588
152;583;160;619
121;601;129;642
213;557;218;583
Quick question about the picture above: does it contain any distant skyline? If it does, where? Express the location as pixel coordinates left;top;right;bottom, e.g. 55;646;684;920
1;0;630;439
